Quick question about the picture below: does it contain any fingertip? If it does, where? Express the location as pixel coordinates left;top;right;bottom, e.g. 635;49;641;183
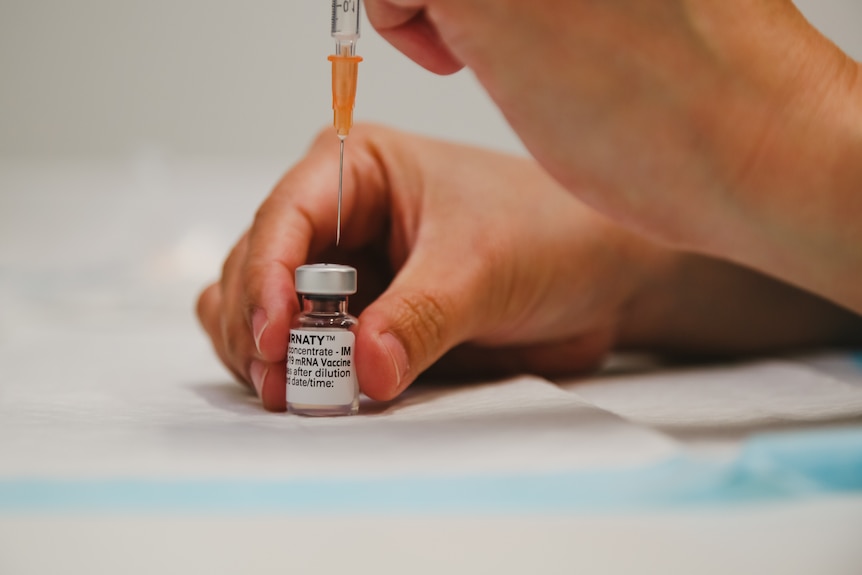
241;258;298;363
375;11;464;75
380;331;410;393
356;330;410;401
250;360;267;398
248;302;293;363
251;307;268;355
354;276;469;401
259;361;287;412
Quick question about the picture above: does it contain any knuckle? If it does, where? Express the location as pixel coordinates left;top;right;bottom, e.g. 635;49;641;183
250;198;274;230
220;235;247;284
220;252;233;283
221;319;250;372
391;290;452;360
312;125;333;146
243;259;266;288
195;283;217;323
242;259;278;302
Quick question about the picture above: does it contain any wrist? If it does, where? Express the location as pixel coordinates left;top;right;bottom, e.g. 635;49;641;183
712;52;862;307
678;3;862;311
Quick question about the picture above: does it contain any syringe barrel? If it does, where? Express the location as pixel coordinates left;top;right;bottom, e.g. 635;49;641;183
331;0;362;55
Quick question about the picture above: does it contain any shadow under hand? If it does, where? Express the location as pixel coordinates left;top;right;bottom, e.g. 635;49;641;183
188;377;484;417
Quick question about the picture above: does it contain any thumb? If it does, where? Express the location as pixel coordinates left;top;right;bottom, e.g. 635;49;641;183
354;250;485;401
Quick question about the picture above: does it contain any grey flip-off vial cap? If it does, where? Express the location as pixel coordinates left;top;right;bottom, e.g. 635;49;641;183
295;263;357;295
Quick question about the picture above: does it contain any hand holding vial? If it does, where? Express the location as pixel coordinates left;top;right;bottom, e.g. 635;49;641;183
196;125;862;412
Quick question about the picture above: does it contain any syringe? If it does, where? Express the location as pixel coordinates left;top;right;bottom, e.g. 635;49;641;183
329;0;363;245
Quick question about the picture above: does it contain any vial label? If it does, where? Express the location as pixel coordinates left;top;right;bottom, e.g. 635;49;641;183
287;329;357;406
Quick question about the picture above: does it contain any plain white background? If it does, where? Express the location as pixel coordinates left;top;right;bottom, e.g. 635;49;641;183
1;0;860;162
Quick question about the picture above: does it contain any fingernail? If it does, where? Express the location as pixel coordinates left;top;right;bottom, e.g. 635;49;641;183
252;308;269;356
380;332;409;391
249;360;268;398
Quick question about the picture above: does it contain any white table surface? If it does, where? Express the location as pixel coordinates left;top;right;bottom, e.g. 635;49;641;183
2;157;861;574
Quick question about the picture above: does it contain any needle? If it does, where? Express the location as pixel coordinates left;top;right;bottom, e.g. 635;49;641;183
329;0;362;246
337;136;345;246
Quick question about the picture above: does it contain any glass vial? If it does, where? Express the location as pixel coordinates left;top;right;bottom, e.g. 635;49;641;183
287;264;359;416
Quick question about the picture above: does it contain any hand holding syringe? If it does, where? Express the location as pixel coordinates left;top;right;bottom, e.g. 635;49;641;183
329;0;362;245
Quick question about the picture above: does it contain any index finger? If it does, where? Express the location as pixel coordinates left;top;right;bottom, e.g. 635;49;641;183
239;125;392;363
364;0;464;74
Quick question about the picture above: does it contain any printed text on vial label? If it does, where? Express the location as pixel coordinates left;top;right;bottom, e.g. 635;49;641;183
287;330;357;405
